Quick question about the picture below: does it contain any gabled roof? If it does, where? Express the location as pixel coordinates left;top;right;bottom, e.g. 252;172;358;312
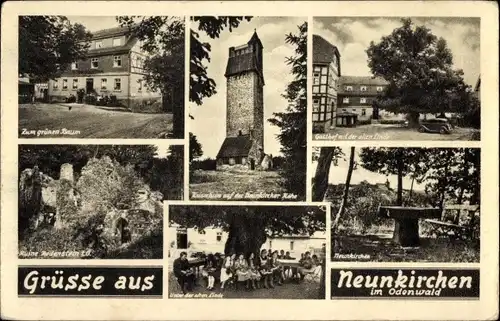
340;75;389;86
86;37;138;57
91;24;137;40
216;135;253;158
86;24;139;57
313;34;340;65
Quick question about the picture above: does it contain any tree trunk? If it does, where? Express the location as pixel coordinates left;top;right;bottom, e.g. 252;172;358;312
408;175;415;205
223;211;267;257
397;156;404;206
393;218;420;247
407;111;420;128
312;147;336;201
332;147;355;229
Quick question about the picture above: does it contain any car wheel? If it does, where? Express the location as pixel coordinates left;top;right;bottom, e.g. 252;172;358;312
418;126;425;133
439;127;448;134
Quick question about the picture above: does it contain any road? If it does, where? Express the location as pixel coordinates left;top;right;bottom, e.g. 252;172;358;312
314;124;479;141
19;103;173;138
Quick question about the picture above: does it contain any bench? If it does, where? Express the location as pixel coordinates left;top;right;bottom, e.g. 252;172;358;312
424;205;479;241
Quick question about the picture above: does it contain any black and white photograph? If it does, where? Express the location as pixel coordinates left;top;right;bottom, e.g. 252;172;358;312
311;147;480;263
189;17;307;201
18;16;185;139
18;144;184;259
312;17;480;141
167;204;326;299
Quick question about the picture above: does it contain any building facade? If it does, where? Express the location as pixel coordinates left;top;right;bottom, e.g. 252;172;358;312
47;25;162;111
168;225;326;260
312;34;341;133
337;76;389;125
216;31;265;169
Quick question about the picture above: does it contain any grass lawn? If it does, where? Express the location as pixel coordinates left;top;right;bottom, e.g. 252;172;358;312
190;168;302;201
19;103;173;138
314;124;480;141
333;231;479;263
167;271;323;299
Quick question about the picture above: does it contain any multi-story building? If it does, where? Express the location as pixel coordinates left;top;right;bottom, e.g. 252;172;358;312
312;35;341;133
47;25;162;111
337;75;389;125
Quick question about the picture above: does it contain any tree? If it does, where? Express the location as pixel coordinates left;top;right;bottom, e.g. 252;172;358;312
359;148;429;206
169;205;325;257
268;22;308;199
117;16;185;138
189;133;203;162
19;16;92;82
312;147;344;201
366;18;476;127
190;17;252;105
332;147;355;229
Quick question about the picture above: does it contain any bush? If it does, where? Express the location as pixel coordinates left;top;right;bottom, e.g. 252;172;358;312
191;158;217;171
84;94;97;105
19;227;82;256
357;119;371;126
380;119;407;125
66;94;76;103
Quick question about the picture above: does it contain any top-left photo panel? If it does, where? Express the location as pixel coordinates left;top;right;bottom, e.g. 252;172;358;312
18;16;186;139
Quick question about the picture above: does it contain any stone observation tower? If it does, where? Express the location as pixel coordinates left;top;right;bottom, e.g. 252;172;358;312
216;30;265;170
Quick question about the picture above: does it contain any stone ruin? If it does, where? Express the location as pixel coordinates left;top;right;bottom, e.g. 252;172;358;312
19;160;164;249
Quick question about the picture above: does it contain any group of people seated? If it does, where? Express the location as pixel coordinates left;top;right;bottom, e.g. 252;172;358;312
173;249;323;293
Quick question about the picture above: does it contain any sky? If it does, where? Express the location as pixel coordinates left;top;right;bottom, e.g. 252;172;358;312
190;17;306;159
314;17;480;87
311;148;426;192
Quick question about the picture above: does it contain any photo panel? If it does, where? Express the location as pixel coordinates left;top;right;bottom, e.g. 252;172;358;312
311;146;480;263
311;17;480;141
189;16;307;201
18;144;184;260
18;15;185;139
166;203;328;299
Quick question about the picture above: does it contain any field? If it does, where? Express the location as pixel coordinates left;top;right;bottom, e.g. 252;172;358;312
315;124;480;141
190;168;300;201
19;103;173;138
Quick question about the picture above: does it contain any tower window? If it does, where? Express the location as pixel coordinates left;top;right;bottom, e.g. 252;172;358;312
238;130;243;136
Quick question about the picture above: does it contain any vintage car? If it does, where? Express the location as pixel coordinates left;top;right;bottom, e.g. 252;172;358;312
418;118;453;134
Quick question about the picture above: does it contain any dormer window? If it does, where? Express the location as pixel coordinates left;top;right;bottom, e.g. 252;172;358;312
113;55;122;67
360;86;367;91
112;37;121;47
95;41;103;49
376;86;384;92
346;86;353;91
91;58;99;69
360;98;367;104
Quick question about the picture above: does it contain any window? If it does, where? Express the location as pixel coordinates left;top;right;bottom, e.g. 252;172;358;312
95;41;103;48
138;79;143;91
321;97;326;104
113;55;122;67
360;86;367;91
313;99;319;105
313;66;321;72
198;230;206;235
91;58;99;69
52;80;58;89
321;75;327;84
290;241;294;251
362;109;366;116
320;85;326;93
72;79;78;89
345;86;353;91
360;98;367;104
114;78;121;91
62;79;68;90
352;109;357;112
112;37;121;46
376;86;384;92
313;86;319;94
313;73;320;85
71;62;78;70
101;78;107;90
321;66;328;75
342;109;347;112
343;97;349;103
216;232;222;242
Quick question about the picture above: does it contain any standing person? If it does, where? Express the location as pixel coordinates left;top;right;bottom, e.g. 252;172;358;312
203;253;217;290
220;253;235;290
257;249;273;289
173;252;195;294
247;252;261;289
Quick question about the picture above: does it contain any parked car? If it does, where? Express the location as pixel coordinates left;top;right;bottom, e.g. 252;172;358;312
418;118;453;134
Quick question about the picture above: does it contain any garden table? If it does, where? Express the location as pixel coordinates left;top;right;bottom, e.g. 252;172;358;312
378;206;442;247
187;257;206;284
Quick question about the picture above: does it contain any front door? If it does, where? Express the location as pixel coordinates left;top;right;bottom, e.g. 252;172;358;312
86;78;94;92
250;159;255;170
176;229;188;249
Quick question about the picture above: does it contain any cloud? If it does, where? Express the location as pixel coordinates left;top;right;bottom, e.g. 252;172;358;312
191;17;305;159
314;17;480;86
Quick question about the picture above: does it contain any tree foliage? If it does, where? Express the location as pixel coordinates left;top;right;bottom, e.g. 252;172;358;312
366;18;477;124
19;16;92;82
189;16;252;105
189;132;203;162
268;21;308;199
